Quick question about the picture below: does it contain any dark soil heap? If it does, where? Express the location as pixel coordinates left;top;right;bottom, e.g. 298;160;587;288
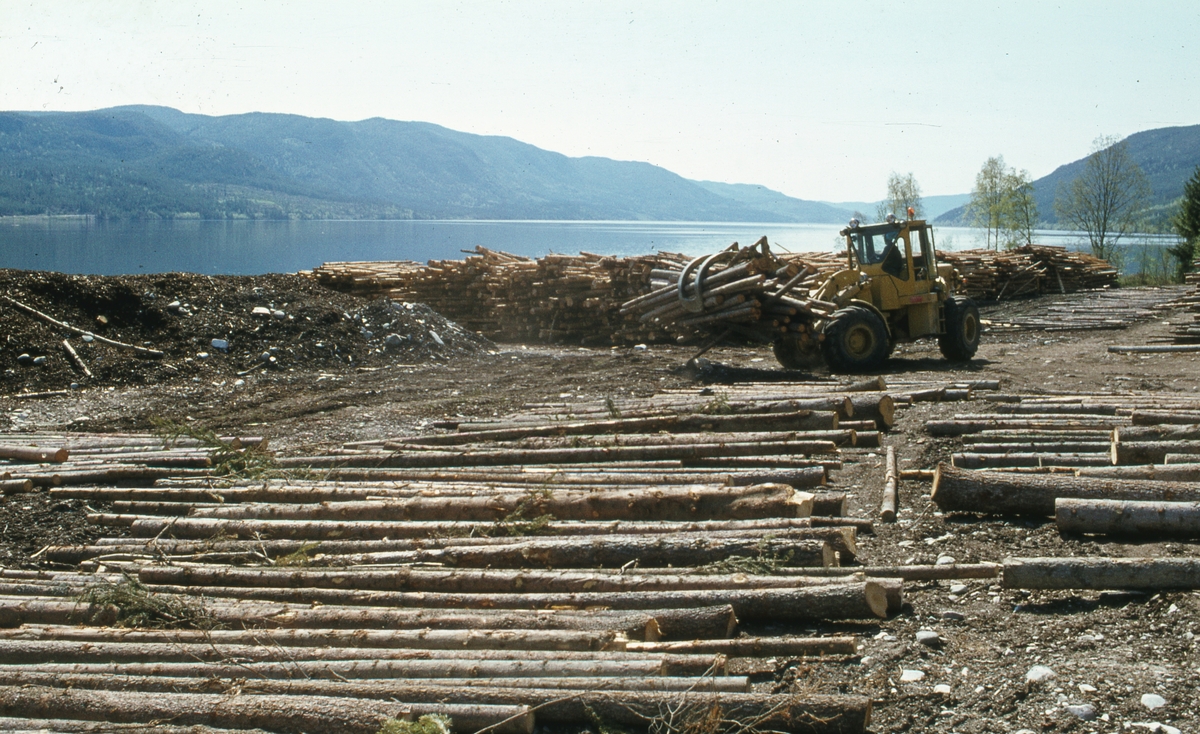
0;269;493;395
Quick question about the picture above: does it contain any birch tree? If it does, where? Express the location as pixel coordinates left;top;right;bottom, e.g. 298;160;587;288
1054;135;1151;261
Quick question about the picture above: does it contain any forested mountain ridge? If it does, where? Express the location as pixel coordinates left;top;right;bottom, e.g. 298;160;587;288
935;124;1200;228
0;106;851;222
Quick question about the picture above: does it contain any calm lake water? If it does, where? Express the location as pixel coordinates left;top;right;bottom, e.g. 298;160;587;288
0;217;1162;276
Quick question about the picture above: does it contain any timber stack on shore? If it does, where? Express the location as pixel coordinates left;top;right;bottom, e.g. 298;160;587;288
935;245;1119;301
0;373;999;734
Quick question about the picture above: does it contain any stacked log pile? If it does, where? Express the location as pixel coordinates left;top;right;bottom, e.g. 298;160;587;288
4;375;1040;733
935;245;1119;301
983;287;1188;334
311;245;844;346
1163;271;1200;344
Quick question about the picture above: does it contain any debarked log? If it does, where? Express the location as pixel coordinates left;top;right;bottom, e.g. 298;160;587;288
1002;556;1200;590
0;445;68;463
0;680;872;733
931;462;1200;516
628;635;857;657
1114;440;1200;465
1055;497;1200;538
0;685;533;734
0;599;737;640
1075;463;1200;481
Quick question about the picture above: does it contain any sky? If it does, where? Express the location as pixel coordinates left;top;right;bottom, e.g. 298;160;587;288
3;1;1199;203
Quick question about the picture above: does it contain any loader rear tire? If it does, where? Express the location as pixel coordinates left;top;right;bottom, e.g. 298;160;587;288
821;306;890;373
939;296;981;362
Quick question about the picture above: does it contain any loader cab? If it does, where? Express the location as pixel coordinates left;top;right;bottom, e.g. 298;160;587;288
840;216;943;338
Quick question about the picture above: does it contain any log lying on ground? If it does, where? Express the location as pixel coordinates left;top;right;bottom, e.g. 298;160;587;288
1114;440;1200;465
1003;557;1200;590
0;599;737;640
0;679;872;733
0;445;68;463
628;635;857;657
394;411;841;445
0;685;533;734
186;487;813;522
1075;463;1200;481
1056;498;1200;538
0;479;33;495
951;452;1113;469
1131;409;1200;426
880;446;898;523
0;626;623;651
931;462;1200;516
848;394;895;430
1108;344;1200;353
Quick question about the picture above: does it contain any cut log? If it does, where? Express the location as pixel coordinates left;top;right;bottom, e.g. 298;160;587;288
0;479;34;495
1114;440;1200;465
810;491;848;516
951;452;1113;469
628;635;857;657
848;393;895;429
1075;463;1200;481
931;462;1200;516
1055;497;1200;538
0;685;533;734
0;680;872;733
0;446;68;463
880;446;898;523
1003;556;1200;590
1131;409;1200;426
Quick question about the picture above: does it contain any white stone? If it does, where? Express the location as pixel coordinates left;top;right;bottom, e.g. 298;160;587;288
936;555;956;565
1141;693;1167;710
252;306;271;315
1064;703;1096;720
949;583;968;595
933;684;951;694
1078;684;1097;693
1025;665;1056;684
915;630;942;647
899;669;925;683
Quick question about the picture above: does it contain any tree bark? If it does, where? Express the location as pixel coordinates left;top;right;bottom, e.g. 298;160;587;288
1002;556;1200;590
0;685;533;734
1056;497;1200;538
1114;440;1200;465
1131;409;1200;426
0;680;872;733
951;452;1112;469
628;636;857;657
847;393;895;429
0;479;33;495
1075;463;1200;481
932;462;1200;516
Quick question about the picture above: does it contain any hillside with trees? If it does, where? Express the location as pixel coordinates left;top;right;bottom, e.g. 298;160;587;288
0;106;851;222
937;124;1200;229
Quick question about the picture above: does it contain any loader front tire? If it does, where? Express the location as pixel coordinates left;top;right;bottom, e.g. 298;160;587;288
939;296;981;362
821;306;890;373
773;336;823;370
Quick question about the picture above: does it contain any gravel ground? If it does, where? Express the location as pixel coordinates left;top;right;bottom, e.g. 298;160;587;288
2;270;1198;733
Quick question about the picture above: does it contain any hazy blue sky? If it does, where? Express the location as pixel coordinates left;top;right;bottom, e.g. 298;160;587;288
3;1;1198;202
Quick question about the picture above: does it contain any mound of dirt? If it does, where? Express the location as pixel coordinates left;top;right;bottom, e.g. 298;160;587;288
0;270;493;395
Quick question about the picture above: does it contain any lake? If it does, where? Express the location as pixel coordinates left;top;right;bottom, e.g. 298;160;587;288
0;217;1165;276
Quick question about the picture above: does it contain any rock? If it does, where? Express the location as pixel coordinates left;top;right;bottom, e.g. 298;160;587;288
259;352;272;363
936;555;956;565
197;352;210;359
430;330;444;346
95;315;108;326
1025;665;1056;684
81;334;94;343
211;339;229;352
933;684;951;694
32;356;46;366
272;310;286;320
633;344;648;351
16;353;32;365
252;306;272;316
385;334;406;348
939;610;966;621
915;630;942;648
949;583;968;595
69;383;80;390
167;300;182;312
1078;683;1097;693
899;669;925;683
1064;703;1096;721
1140;693;1167;710
233;379;245;387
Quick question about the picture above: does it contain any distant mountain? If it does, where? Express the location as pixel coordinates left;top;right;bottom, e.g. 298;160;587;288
935;124;1200;228
819;194;970;221
0;106;842;222
693;181;853;223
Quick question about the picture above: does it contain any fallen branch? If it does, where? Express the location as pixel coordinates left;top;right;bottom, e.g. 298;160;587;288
1;295;164;359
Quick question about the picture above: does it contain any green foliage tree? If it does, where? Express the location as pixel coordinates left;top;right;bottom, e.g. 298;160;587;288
966;157;1038;250
1168;165;1200;279
1054;135;1151;262
876;172;923;222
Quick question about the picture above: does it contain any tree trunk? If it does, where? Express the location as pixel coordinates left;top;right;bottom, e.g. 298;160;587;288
951;452;1112;469
1002;556;1200;590
1075;463;1200;481
1131;409;1200;426
848;393;895;429
0;446;68;463
628;636;857;657
0;685;533;734
0;680;872;733
1114;440;1200;465
1056;497;1200;538
931;462;1200;516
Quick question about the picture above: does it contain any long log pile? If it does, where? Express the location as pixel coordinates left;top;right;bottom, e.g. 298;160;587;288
983;286;1189;334
935;245;1119;301
4;375;1036;733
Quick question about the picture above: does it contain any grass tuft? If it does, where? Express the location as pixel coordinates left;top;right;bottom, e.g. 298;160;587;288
376;715;452;734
